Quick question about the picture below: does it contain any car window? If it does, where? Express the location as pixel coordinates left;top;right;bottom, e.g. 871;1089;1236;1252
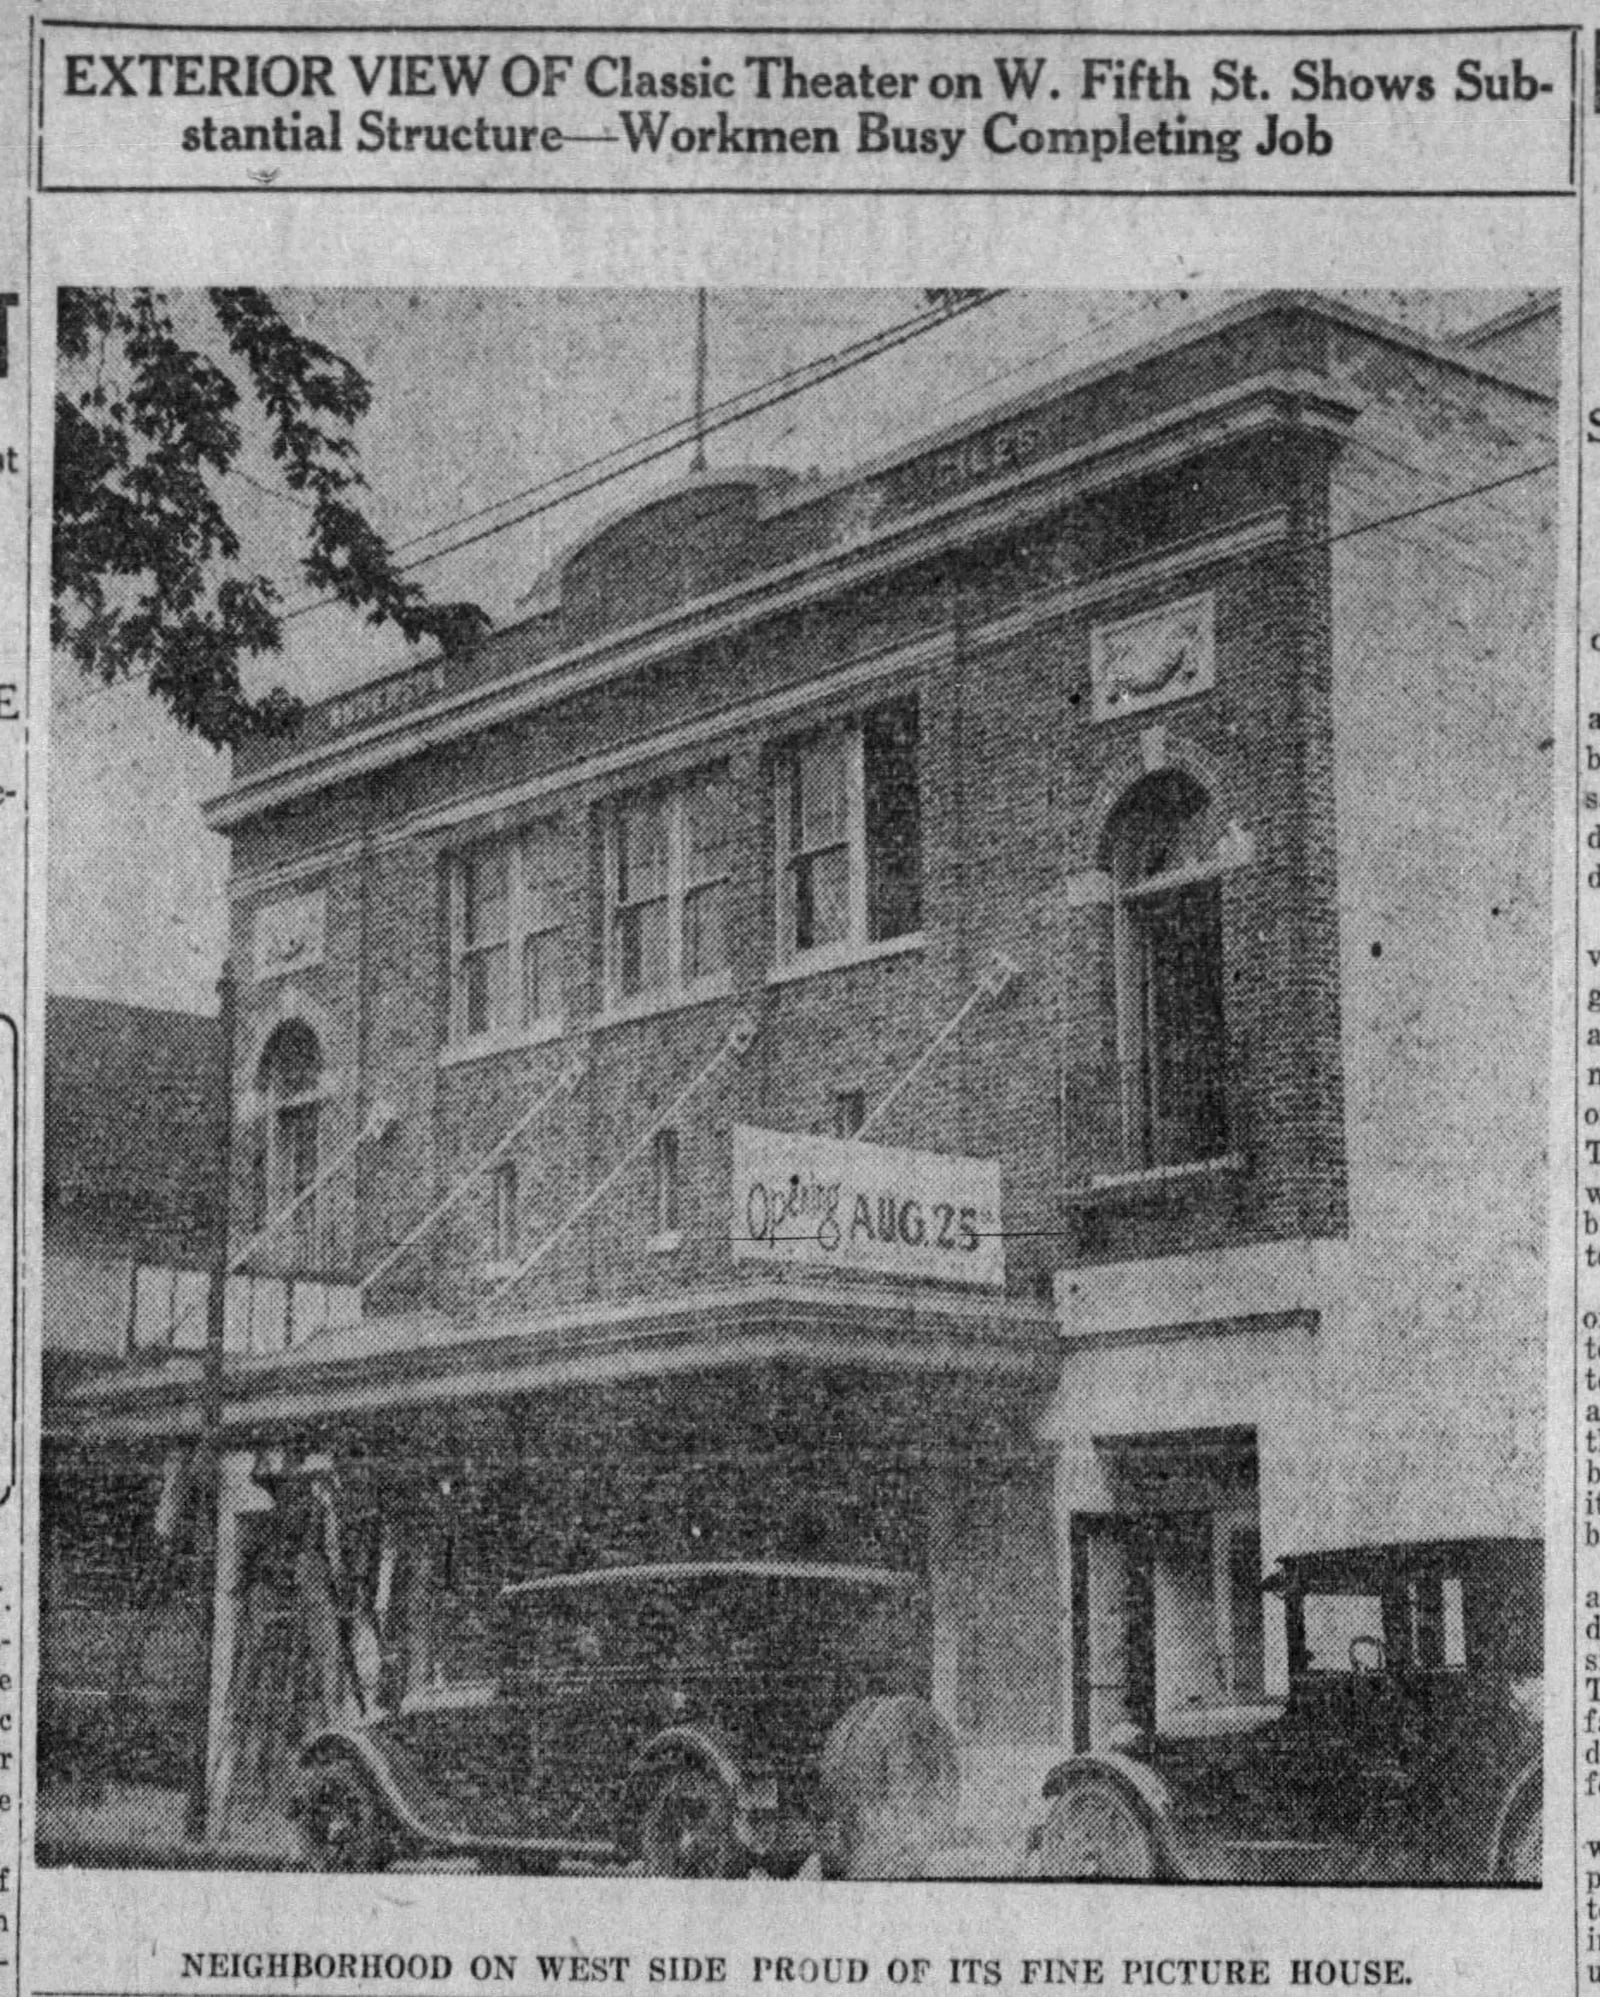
1404;1573;1468;1671
1302;1591;1384;1670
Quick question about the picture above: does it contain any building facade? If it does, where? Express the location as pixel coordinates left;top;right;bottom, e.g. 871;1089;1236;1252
55;291;1554;1836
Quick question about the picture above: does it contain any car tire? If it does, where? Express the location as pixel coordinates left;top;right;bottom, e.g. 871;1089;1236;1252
1033;1771;1169;1881
638;1765;742;1879
298;1761;392;1873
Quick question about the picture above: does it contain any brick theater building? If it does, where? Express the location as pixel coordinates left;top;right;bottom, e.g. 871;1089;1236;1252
54;292;1554;1834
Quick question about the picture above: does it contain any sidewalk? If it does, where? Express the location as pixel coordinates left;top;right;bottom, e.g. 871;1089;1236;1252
35;1781;303;1869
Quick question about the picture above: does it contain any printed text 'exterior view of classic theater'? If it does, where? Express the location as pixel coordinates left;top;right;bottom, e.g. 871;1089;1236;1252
49;290;1553;1846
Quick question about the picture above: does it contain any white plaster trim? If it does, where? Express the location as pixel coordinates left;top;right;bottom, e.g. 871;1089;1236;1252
760;292;1549;530
234;1071;346;1122
438;1019;566;1069
224;511;1289;888
404;647;933;845
592;972;735;1031
766;931;926;988
229;845;358;903
204;371;1338;830
1053;1236;1349;1343
67;1279;1057;1437
239;985;339;1082
1084;1151;1247;1193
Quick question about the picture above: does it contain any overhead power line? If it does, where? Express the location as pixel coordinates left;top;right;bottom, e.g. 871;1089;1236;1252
55;452;1557;722
379;291;1015;563
278;289;1010;623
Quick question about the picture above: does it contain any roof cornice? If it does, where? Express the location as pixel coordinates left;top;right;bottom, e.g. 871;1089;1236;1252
205;369;1357;834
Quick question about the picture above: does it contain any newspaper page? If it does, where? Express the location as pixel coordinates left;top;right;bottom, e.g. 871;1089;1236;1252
0;1;1582;1993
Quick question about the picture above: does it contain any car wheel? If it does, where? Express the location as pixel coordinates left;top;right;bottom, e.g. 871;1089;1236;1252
1034;1773;1166;1880
299;1762;391;1873
638;1765;741;1878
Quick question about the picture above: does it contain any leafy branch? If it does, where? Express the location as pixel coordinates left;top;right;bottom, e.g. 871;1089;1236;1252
53;287;489;747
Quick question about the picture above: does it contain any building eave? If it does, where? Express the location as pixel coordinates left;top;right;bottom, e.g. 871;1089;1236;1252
204;370;1358;835
48;1281;1058;1444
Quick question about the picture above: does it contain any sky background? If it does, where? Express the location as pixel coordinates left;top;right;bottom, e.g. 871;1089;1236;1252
47;285;1526;1014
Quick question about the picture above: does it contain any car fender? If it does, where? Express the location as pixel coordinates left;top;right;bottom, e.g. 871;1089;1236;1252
1037;1752;1185;1870
299;1726;454;1851
618;1725;748;1850
1042;1749;1173;1817
1487;1756;1542;1877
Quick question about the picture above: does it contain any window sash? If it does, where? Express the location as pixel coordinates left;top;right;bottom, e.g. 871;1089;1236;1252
452;827;564;1042
778;711;929;962
461;847;511;950
653;1128;682;1237
779;730;861;960
521;928;561;1028
607;775;730;1006
1121;879;1228;1168
489;1162;519;1265
278;1102;319;1200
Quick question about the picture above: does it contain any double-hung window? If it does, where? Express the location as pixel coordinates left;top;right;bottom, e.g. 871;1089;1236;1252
449;824;565;1047
607;769;731;1009
255;1021;324;1271
1106;772;1229;1170
775;697;922;967
487;1159;519;1269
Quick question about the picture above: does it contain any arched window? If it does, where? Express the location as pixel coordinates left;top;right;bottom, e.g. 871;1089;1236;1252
257;1021;324;1269
1106;773;1229;1171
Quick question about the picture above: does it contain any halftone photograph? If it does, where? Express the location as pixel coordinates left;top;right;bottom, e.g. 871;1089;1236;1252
39;287;1551;1882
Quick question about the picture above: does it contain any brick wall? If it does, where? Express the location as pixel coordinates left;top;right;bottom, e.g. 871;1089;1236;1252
224;307;1551;1350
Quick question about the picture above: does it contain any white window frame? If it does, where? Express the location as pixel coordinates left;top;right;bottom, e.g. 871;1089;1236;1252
1106;779;1231;1175
486;1158;519;1274
648;1127;683;1252
517;823;565;1033
257;1024;326;1273
772;707;923;977
447;823;566;1054
603;772;733;1018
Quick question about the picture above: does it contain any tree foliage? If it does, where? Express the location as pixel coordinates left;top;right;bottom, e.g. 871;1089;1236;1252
53;287;489;747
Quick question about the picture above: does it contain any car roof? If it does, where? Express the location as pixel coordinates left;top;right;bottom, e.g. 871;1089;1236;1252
499;1549;922;1597
1274;1537;1542;1592
500;1559;920;1600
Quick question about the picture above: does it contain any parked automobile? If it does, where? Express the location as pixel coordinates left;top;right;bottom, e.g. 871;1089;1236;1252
1032;1537;1542;1884
294;1558;930;1875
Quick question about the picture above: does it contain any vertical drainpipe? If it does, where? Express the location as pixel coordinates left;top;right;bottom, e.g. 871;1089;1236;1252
185;956;237;1842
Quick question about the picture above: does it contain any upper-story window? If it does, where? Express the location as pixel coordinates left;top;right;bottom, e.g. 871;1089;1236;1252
651;1127;682;1245
775;697;922;966
255;1020;324;1269
487;1159;519;1268
606;768;731;1008
449;824;564;1045
1106;771;1229;1171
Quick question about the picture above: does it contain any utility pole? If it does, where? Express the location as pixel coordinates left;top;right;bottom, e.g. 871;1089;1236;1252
184;957;236;1842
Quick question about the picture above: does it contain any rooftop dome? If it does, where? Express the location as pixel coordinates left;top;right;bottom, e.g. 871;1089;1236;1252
558;466;798;639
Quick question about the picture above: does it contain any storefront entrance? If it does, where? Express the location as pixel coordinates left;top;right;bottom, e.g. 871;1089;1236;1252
1068;1427;1264;1751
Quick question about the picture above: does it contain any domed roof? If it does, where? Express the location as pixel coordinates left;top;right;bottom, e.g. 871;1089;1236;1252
558;466;799;639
